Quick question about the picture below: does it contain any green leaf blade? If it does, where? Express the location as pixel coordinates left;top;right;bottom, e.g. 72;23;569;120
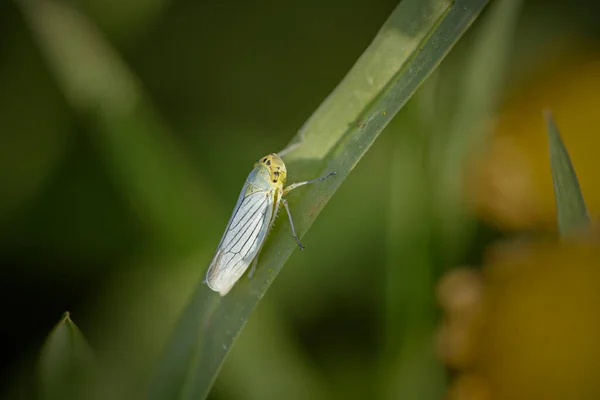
38;312;96;400
545;110;590;236
149;0;490;399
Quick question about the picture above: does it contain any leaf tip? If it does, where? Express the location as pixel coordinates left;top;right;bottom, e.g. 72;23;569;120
544;108;590;237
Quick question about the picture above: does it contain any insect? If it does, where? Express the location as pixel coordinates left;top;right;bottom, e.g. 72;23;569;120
204;148;336;296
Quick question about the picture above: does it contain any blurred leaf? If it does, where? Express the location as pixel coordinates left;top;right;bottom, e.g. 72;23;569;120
545;110;590;236
38;312;96;400
384;115;443;398
384;0;523;397
384;111;435;358
149;0;492;398
431;0;524;261
15;0;219;252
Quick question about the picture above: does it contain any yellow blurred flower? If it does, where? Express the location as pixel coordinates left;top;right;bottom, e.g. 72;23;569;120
446;373;490;400
467;43;600;231
437;238;600;400
436;268;484;370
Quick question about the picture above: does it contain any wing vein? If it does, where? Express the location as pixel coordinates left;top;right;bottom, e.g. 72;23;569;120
228;213;266;274
229;192;264;231
224;196;267;252
239;207;267;255
222;194;267;249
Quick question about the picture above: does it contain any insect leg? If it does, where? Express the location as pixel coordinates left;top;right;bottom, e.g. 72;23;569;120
282;171;336;196
281;198;304;251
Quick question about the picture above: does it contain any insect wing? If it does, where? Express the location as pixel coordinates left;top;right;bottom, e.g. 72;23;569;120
206;177;275;295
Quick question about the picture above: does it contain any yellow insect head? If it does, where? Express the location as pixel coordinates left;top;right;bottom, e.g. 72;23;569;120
255;153;287;188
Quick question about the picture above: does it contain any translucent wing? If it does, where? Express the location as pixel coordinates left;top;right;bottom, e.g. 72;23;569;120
205;186;275;296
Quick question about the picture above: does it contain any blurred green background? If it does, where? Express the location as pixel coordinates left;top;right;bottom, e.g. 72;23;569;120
1;0;600;399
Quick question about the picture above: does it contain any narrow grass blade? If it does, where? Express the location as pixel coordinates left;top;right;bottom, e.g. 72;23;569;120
149;0;490;399
545;110;590;236
38;312;96;400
